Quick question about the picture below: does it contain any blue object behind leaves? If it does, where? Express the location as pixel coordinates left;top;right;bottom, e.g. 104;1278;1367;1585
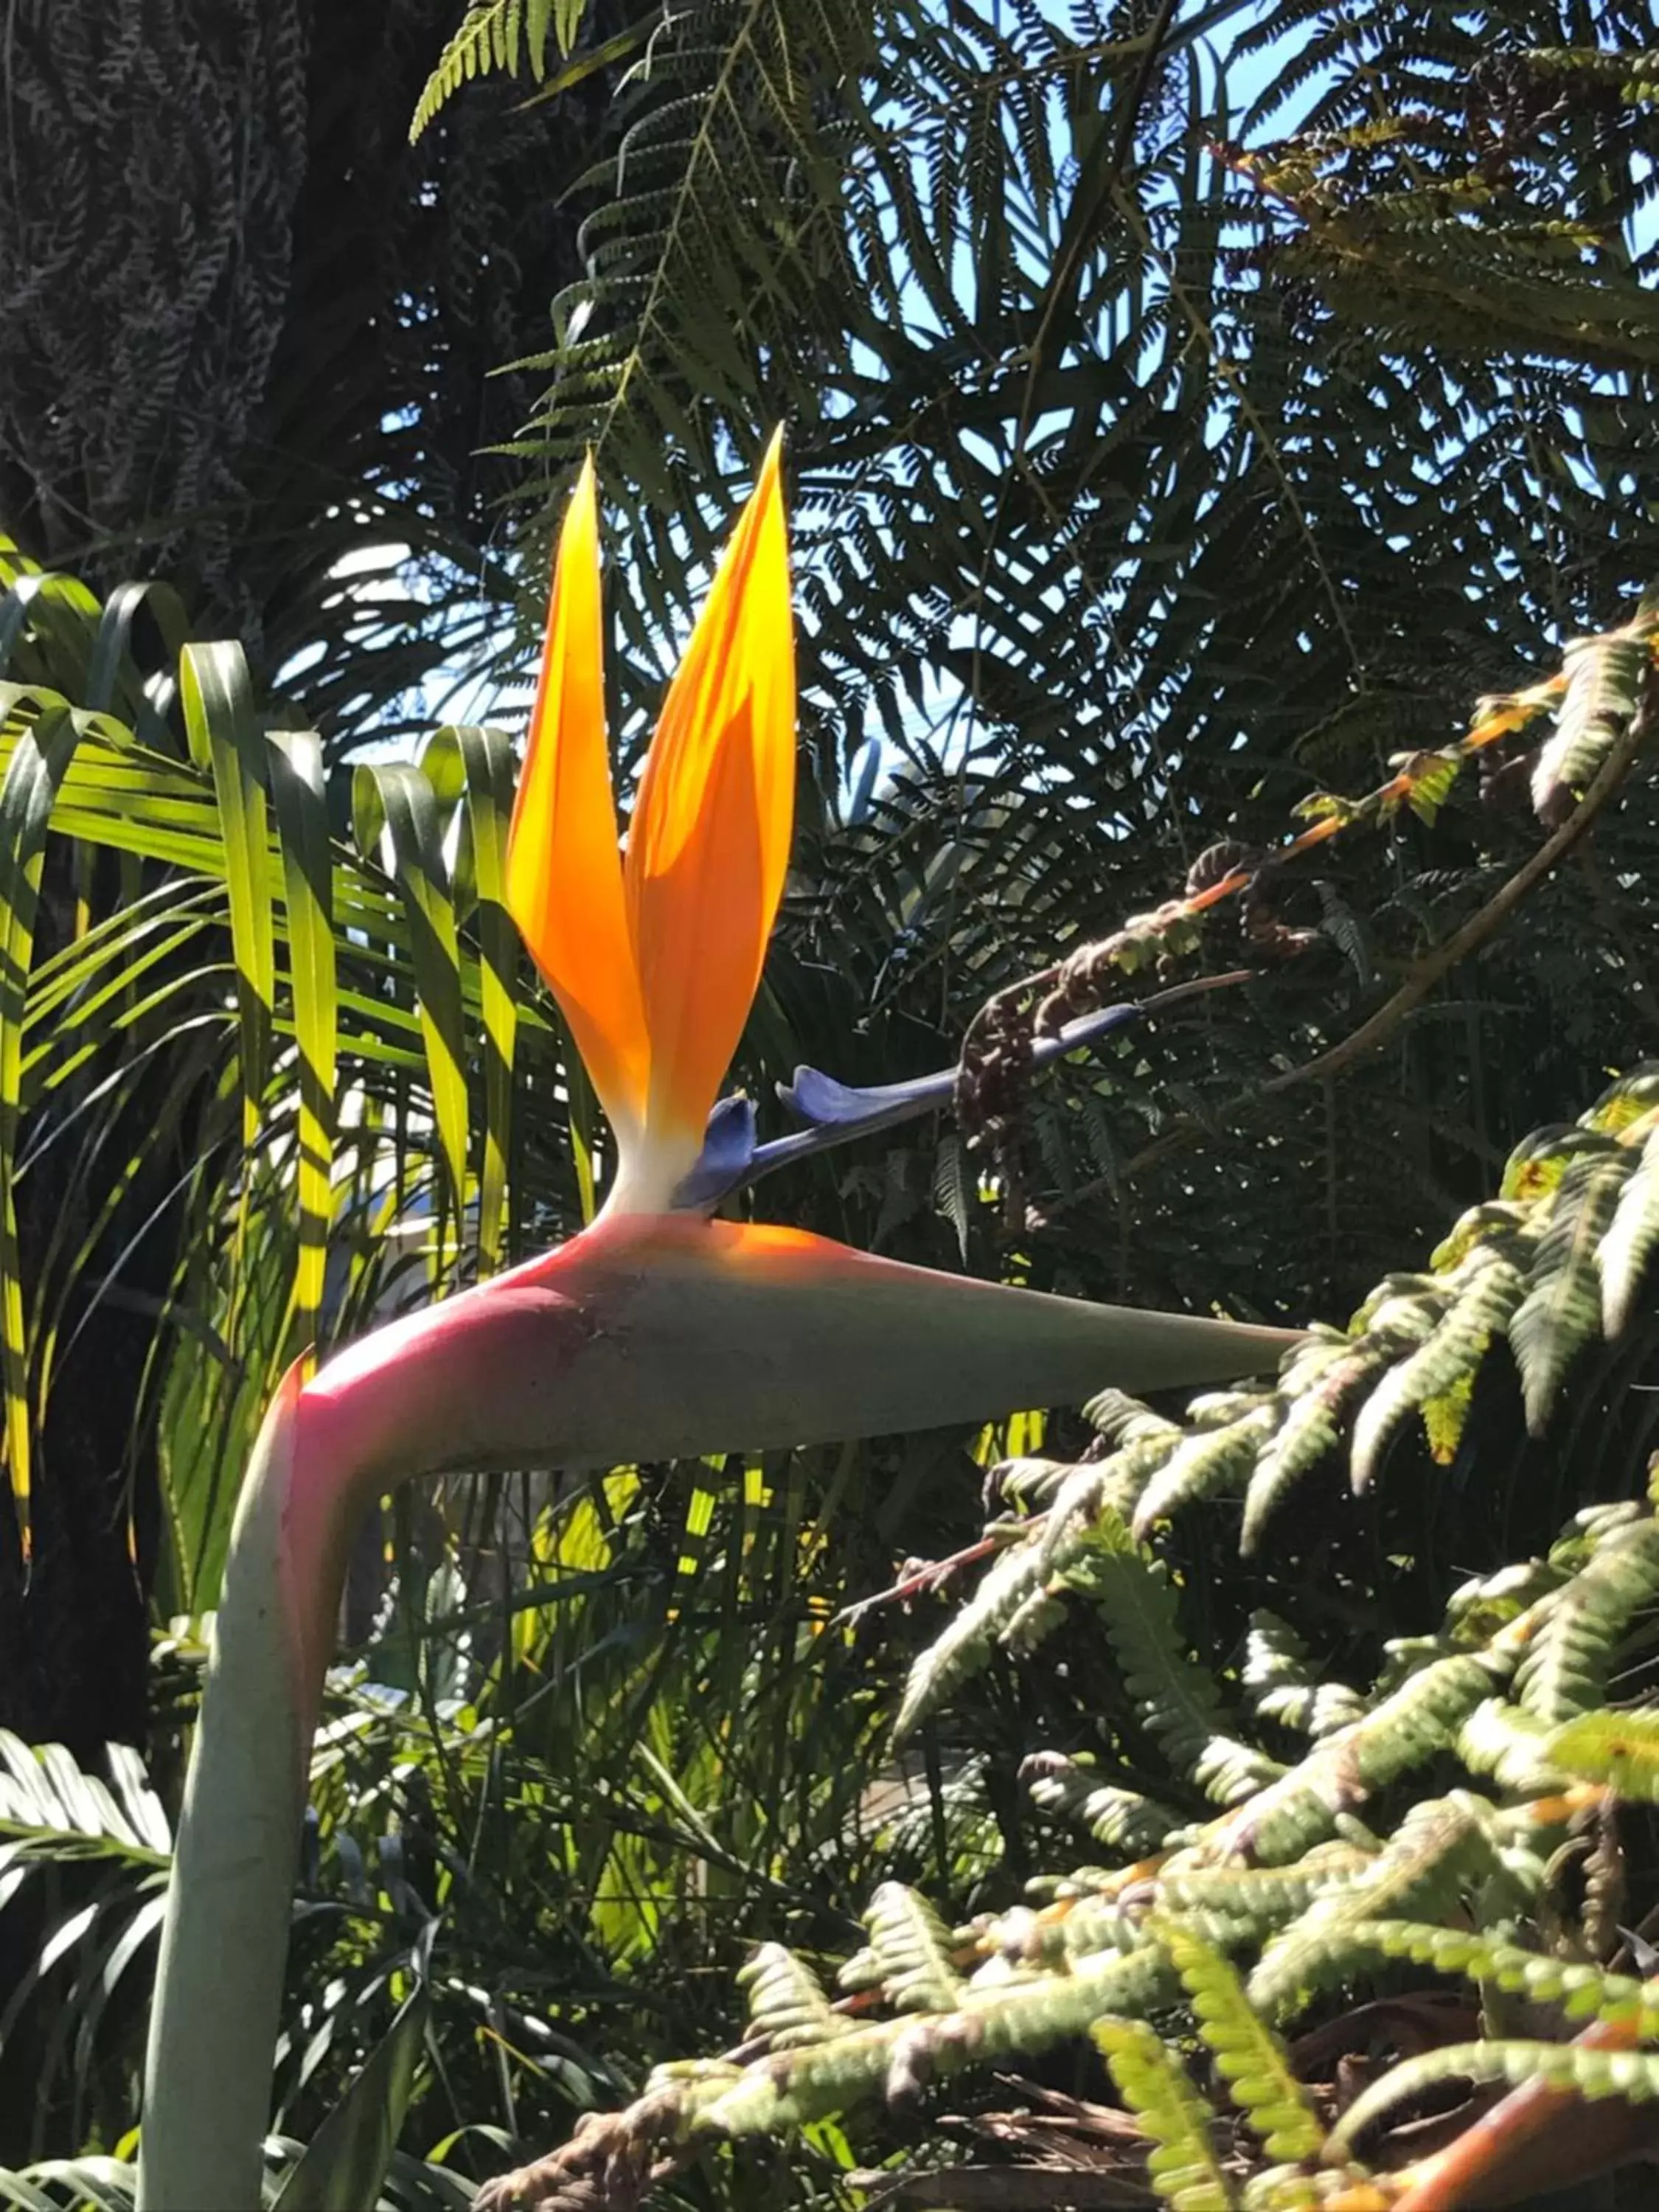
673;995;1180;1214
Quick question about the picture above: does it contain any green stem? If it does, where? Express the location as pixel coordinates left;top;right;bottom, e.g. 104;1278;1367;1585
139;1368;331;2212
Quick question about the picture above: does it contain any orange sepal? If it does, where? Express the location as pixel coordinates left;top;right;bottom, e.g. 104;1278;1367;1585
505;454;648;1136
626;429;795;1146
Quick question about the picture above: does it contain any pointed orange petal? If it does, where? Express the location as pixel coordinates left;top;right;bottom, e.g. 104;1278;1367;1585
506;456;648;1135
626;429;795;1144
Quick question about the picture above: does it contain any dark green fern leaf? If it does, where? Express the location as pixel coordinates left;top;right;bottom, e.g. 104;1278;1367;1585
1248;1794;1500;2021
1062;1510;1281;1807
1516;1514;1659;1725
1509;1156;1631;1433
1532;627;1652;813
1599;1125;1659;1337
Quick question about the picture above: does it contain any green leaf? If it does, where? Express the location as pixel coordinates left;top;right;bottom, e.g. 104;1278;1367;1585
269;1953;431;2212
422;727;518;1273
1547;1707;1659;1800
739;1944;855;2051
1329;2037;1659;2165
0;704;83;1557
182;644;275;1157
353;762;471;1237
1149;1916;1322;2163
1093;2015;1237;2212
267;731;336;1353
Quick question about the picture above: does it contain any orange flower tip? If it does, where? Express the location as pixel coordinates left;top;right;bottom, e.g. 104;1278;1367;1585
505;443;650;1141
617;424;798;1154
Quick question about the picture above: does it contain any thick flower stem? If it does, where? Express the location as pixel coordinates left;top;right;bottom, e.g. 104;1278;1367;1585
138;1366;335;2212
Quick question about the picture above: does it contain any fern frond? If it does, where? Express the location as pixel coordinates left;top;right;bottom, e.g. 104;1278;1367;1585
697;1939;1171;2138
1442;1556;1569;1646
1021;1753;1180;1855
1349;1248;1526;1489
1149;1916;1323;2163
1509;1157;1630;1433
851;1884;965;2016
412;0;581;141
895;1521;1085;1736
1455;1698;1568;1798
1039;1401;1183;1563
1093;2016;1237;2212
1515;1515;1659;1723
1213;1652;1505;1867
1599;1125;1659;1335
1338;1917;1659;2034
1531;627;1652;812
1248;1794;1500;2020
1328;2037;1659;2162
737;1944;855;2051
1242;1615;1366;1740
1548;1708;1659;1800
1133;1398;1284;1537
1158;1851;1374;1944
1063;1511;1282;1806
1240;1335;1394;1552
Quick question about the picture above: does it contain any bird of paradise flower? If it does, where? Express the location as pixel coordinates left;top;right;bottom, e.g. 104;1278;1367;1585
137;432;1300;2211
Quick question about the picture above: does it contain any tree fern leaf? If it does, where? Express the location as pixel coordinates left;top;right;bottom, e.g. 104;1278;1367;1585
1002;1586;1067;1654
856;1884;964;2016
1041;1402;1183;1562
1531;627;1651;814
1158;1851;1374;1947
1349;1249;1525;1490
1063;1510;1281;1806
1548;1707;1659;1801
1093;2016;1237;2212
1516;1516;1659;1723
413;0;533;142
1248;1795;1499;2020
931;1133;971;1260
1242;1614;1366;1739
1217;1655;1506;1867
737;1944;855;2051
699;1940;1169;2140
1509;1158;1629;1433
1339;1917;1659;2033
1021;1752;1180;1856
1329;2037;1659;2164
1133;1399;1283;1537
1579;1068;1659;1138
1599;1126;1659;1337
1455;1698;1568;1797
895;1522;1088;1739
1443;1556;1569;1646
1243;1324;1424;1552
1150;1916;1323;2163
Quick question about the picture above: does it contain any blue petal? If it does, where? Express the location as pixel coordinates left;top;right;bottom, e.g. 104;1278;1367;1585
779;1063;954;1128
779;1000;1147;1135
678;994;1164;1211
670;1093;758;1211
